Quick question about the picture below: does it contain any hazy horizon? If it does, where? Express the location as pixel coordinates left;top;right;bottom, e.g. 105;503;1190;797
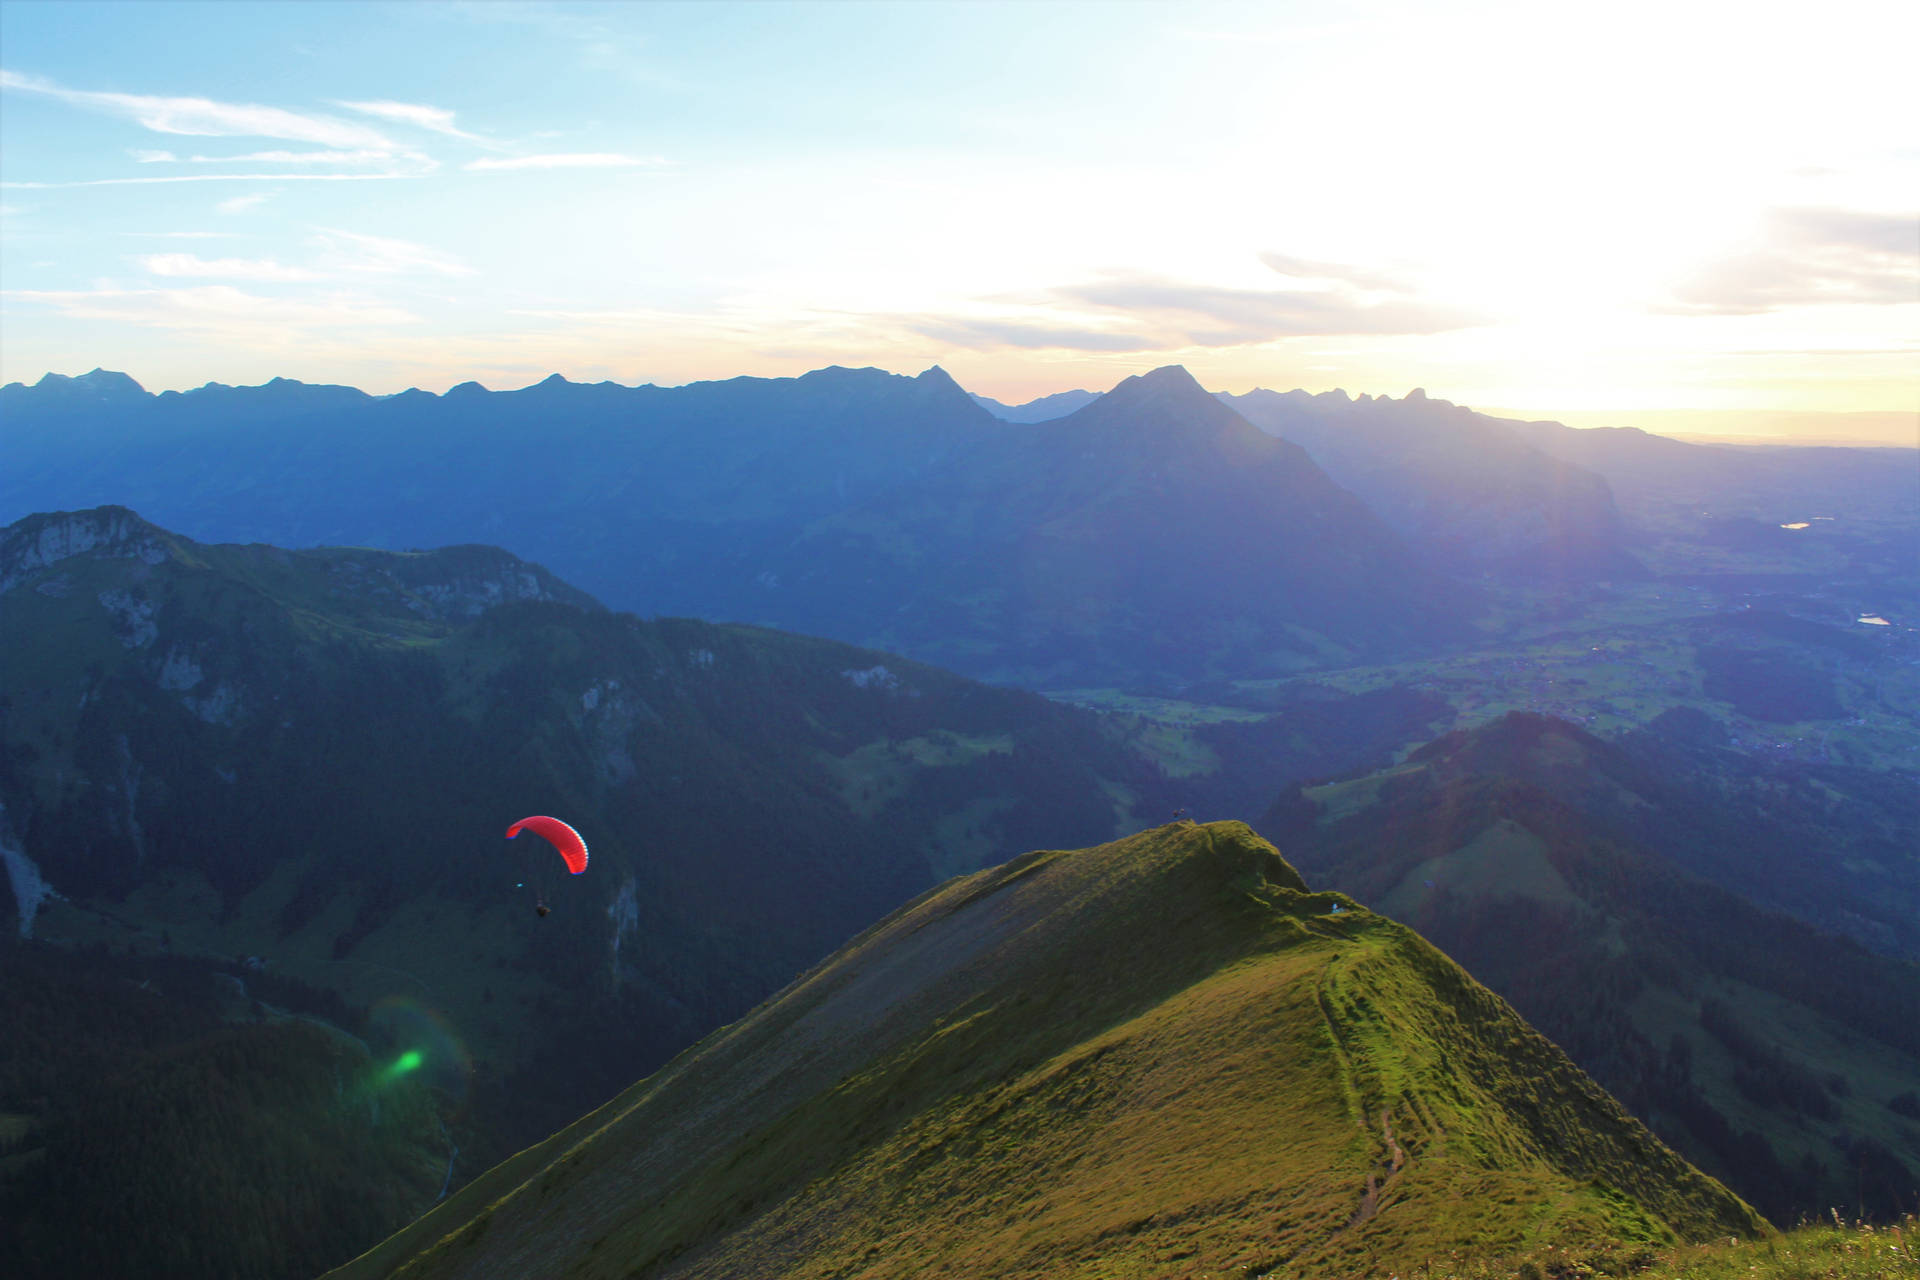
3;0;1914;424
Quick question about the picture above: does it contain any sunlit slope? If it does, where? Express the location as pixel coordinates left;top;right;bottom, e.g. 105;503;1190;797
332;822;1759;1280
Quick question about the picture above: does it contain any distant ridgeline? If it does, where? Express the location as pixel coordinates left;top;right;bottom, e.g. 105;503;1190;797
0;506;1191;1278
0;363;1618;686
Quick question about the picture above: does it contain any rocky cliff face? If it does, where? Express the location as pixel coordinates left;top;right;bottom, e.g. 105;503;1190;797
0;506;174;595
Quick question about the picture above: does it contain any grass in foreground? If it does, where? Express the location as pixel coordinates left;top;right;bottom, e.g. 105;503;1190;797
1374;1217;1918;1280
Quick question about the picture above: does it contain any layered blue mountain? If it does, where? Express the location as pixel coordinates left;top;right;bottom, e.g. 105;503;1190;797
753;366;1465;683
1500;415;1918;587
1;364;1463;687
969;387;1101;422
1219;387;1643;581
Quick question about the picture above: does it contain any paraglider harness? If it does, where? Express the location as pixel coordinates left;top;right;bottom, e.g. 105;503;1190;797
505;816;589;919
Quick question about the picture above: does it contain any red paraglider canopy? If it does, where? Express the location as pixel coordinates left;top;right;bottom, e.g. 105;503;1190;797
505;815;589;875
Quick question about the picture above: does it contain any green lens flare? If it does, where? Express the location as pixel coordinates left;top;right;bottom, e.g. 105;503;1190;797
381;1049;426;1082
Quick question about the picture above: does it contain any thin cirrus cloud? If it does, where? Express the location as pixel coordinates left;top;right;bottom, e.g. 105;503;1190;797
309;228;475;277
1051;273;1483;342
1258;252;1417;295
137;253;323;282
909;317;1161;353
465;153;666;171
125;146;412;168
0;173;406;189
1;284;420;332
1665;207;1920;315
332;99;492;145
189;149;406;166
0;69;398;151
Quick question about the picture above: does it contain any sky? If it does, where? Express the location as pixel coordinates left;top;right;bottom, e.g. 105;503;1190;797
2;0;1915;440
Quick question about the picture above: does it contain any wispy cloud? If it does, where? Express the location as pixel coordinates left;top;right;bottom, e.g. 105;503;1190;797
131;149;178;164
2;173;411;189
187;148;405;166
2;285;420;333
334;99;491;145
1051;272;1481;342
137;253;323;282
1258;252;1415;295
1666;207;1919;315
217;192;272;215
465;153;666;171
0;69;399;151
909;317;1159;353
310;228;475;277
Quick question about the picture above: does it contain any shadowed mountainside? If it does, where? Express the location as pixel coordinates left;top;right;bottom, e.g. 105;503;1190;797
0;506;1188;1278
1260;712;1920;1223
1220;387;1641;582
765;366;1466;685
328;822;1759;1280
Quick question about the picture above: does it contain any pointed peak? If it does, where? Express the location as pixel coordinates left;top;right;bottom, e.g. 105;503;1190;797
78;367;148;393
1110;364;1205;396
915;365;963;391
1079;365;1245;431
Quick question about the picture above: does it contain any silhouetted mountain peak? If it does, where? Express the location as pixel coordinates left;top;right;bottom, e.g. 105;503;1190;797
915;364;958;388
1106;363;1205;400
1072;364;1241;434
910;364;993;415
1;367;151;408
444;380;488;397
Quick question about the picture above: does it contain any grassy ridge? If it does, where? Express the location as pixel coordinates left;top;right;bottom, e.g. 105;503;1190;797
330;822;1757;1280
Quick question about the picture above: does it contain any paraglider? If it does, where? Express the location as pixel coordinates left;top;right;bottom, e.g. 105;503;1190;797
506;816;588;916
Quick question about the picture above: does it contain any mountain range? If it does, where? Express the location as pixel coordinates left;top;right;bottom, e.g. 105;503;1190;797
2;358;1913;1278
5;364;1489;686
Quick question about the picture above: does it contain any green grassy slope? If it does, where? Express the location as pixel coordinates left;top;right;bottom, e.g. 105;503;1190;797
330;822;1759;1280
